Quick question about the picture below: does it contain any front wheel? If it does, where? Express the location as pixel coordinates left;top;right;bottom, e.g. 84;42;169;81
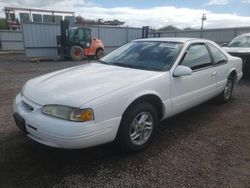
117;102;159;152
70;45;84;61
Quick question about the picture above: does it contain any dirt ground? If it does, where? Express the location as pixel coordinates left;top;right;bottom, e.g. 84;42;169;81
0;53;250;188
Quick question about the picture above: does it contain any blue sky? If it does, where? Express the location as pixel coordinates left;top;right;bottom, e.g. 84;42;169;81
92;0;250;16
1;0;250;28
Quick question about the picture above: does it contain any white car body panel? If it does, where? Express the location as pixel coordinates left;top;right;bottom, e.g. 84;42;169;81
22;63;162;107
13;38;243;149
170;68;217;115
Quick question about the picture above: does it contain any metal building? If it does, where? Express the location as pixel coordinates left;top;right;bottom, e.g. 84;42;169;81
21;22;143;58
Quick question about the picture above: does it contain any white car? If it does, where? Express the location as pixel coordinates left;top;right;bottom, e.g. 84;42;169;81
13;38;243;152
223;33;250;74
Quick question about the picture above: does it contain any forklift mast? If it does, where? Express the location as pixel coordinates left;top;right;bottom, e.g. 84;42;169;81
142;26;149;38
57;20;70;60
60;20;70;48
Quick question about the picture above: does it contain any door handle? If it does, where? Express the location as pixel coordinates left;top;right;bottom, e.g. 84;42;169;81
211;72;217;77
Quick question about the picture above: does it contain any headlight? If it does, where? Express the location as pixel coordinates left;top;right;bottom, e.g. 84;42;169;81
42;105;94;122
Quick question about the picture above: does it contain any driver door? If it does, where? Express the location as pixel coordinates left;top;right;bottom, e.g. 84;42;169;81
77;28;91;47
170;43;217;115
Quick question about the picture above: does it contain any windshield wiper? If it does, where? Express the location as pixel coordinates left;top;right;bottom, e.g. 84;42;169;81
112;62;161;71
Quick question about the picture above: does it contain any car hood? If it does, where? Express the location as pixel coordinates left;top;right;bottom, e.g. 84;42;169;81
23;62;162;107
223;47;250;54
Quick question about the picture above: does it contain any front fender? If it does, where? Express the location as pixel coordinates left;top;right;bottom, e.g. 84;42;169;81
81;72;171;123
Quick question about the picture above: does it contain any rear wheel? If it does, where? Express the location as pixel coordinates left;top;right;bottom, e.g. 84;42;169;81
217;74;235;103
96;49;105;59
117;102;159;152
70;45;84;61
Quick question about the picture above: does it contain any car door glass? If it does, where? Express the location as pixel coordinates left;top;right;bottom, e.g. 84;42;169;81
207;43;227;65
181;44;212;70
77;29;85;41
85;31;91;42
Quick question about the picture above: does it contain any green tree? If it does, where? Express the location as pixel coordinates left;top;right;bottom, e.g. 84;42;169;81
75;16;125;26
157;25;180;31
0;18;8;30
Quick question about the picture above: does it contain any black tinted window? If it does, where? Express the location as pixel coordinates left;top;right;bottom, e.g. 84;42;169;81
207;43;227;64
181;44;212;70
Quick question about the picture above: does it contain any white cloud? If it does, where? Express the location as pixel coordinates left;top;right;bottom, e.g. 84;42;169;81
1;0;250;29
241;0;250;3
205;0;228;6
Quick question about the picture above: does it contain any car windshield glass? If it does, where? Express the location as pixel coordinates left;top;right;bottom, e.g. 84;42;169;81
100;41;183;71
228;36;250;47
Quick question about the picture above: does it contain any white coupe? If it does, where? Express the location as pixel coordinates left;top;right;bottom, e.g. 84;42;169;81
13;38;243;152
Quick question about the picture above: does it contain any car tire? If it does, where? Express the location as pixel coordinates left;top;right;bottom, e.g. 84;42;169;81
217;74;235;103
117;102;159;152
70;45;84;61
96;49;105;59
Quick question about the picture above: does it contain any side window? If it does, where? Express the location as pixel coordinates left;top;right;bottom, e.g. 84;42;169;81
85;30;91;41
181;43;212;70
77;29;85;41
207;43;227;65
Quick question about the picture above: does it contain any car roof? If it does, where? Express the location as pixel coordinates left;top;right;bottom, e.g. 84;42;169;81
134;37;211;43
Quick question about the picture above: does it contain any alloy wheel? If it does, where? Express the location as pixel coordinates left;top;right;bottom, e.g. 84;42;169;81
130;112;153;146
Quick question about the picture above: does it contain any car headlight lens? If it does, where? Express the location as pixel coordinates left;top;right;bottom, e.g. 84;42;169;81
42;105;94;122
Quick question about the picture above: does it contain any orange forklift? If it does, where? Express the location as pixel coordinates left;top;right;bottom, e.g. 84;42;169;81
57;20;105;61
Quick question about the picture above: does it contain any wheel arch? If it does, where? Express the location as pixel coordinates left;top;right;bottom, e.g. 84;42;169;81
228;69;237;83
122;94;165;120
114;93;165;142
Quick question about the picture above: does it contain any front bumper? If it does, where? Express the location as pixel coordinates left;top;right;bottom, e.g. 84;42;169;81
13;93;121;149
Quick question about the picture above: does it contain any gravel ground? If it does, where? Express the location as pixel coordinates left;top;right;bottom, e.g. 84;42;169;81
0;53;250;188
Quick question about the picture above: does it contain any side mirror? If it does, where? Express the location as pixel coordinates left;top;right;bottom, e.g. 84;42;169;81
173;65;192;77
222;43;227;47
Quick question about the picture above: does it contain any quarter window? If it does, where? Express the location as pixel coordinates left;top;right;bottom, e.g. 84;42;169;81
207;43;227;65
181;44;212;70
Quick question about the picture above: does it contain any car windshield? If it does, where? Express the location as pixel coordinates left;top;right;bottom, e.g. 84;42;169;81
228;35;250;48
100;41;183;71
